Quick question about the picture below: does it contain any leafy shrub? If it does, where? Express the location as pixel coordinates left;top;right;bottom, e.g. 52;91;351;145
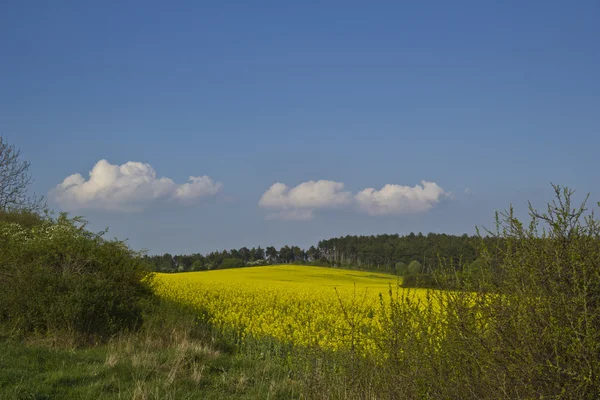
299;185;600;399
401;273;437;288
309;258;331;267
394;261;407;275
372;185;600;398
0;208;44;229
0;213;154;343
406;260;422;275
247;259;268;266
220;258;245;269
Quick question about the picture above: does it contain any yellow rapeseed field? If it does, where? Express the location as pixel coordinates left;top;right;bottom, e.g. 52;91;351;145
155;265;430;355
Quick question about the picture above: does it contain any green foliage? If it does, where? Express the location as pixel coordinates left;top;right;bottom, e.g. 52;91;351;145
0;212;154;342
146;232;486;274
0;300;302;399
246;258;267;267
309;258;331;267
464;185;600;397
459;257;492;289
276;185;600;399
394;261;407;275
318;232;483;273
376;185;600;398
0;208;45;228
406;260;422;275
3;186;599;399
220;258;245;269
401;273;437;288
191;260;205;271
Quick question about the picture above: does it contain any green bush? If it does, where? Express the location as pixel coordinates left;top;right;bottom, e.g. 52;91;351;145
394;261;407;275
0;208;44;229
375;185;600;398
401;273;437;288
220;258;245;269
0;213;154;343
406;260;422;275
309;258;331;267
301;185;600;399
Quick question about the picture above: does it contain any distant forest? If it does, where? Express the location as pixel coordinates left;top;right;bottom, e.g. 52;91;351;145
145;232;495;274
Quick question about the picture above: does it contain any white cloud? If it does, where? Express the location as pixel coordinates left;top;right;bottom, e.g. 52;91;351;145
259;180;352;220
259;179;449;220
355;180;449;216
175;176;223;203
52;159;222;211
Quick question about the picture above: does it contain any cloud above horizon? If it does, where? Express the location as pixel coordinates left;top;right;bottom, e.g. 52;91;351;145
52;159;222;211
259;180;352;220
355;181;449;216
259;180;449;220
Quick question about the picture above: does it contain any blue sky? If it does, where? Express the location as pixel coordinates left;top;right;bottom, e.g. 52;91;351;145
1;1;598;254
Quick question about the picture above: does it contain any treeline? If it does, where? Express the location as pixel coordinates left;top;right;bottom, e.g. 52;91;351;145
145;244;317;273
145;232;493;274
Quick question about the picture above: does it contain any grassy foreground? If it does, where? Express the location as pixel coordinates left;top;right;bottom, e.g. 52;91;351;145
0;302;302;400
0;266;411;400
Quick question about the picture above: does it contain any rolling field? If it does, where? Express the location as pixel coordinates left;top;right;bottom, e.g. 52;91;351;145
156;266;430;355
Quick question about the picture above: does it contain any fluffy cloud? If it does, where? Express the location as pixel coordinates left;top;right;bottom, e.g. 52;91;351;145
52;159;222;211
355;181;449;216
259;179;449;220
259;180;352;220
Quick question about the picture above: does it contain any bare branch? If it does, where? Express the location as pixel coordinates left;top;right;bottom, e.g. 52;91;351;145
0;136;45;212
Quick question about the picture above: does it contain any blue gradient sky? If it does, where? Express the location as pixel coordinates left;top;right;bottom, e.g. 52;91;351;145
1;1;598;254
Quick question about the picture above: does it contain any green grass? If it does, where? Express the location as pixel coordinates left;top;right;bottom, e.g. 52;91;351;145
0;338;300;400
0;302;303;400
0;339;114;400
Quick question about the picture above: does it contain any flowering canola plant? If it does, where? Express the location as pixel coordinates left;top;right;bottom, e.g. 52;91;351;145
155;265;429;355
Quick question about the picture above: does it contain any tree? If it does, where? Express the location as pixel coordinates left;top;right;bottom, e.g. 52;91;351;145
174;255;192;271
291;246;305;263
221;258;244;269
307;245;320;261
463;258;487;286
279;245;293;263
0;136;44;211
266;246;278;263
395;261;408;275
191;260;204;271
407;260;422;275
239;247;251;262
255;246;265;260
144;231;487;274
157;253;175;272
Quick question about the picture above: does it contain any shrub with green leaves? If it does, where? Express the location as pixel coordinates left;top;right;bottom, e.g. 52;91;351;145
317;185;600;399
468;185;600;398
406;260;422;275
0;213;154;342
394;261;407;275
